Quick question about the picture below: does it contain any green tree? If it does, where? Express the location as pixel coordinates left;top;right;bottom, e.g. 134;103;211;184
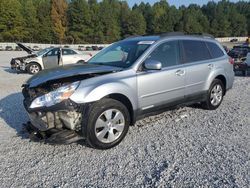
0;0;26;42
121;9;146;37
20;0;39;42
181;5;209;34
51;0;68;43
99;0;121;43
36;0;55;43
67;0;91;43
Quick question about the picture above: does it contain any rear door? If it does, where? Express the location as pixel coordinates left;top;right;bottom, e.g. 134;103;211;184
42;48;59;69
180;40;213;97
62;49;78;65
137;40;186;110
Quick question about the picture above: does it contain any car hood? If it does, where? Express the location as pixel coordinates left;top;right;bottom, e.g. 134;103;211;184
16;43;34;54
25;64;123;88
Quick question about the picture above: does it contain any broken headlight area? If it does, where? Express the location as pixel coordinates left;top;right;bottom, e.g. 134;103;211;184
22;81;83;132
29;81;80;109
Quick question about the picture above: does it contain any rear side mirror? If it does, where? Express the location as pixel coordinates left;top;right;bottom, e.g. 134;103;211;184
144;59;162;70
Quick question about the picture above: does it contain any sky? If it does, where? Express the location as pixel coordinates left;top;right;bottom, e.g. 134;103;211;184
126;0;243;7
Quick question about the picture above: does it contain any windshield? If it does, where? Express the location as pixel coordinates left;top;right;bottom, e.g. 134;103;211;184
88;40;152;68
36;48;52;56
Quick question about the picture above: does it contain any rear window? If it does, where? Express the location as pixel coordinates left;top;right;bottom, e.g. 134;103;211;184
206;42;224;58
182;40;211;63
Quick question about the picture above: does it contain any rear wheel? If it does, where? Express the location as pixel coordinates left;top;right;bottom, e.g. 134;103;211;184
27;62;41;74
83;98;130;149
242;70;247;76
201;79;225;110
76;60;85;64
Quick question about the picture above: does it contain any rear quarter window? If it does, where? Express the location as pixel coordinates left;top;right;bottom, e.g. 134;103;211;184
182;40;211;63
206;42;225;59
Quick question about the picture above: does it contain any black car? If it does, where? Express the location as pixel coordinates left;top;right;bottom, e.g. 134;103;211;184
15;46;22;51
230;38;238;42
228;46;250;59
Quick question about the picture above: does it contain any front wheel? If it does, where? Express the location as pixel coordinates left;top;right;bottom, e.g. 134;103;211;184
201;79;225;110
27;62;41;74
83;98;130;149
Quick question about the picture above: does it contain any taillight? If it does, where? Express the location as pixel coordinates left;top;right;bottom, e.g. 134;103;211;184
229;57;234;64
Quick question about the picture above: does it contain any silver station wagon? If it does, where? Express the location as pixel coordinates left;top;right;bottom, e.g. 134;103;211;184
22;33;234;149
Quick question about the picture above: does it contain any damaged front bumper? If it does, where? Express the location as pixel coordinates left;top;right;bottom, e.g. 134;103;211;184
10;58;26;71
24;98;83;132
23;98;87;144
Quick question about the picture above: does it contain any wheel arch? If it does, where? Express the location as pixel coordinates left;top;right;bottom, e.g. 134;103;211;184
104;93;135;125
215;75;226;95
205;69;227;94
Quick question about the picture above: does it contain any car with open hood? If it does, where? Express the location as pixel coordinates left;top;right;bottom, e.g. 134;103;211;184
10;43;92;74
22;33;234;149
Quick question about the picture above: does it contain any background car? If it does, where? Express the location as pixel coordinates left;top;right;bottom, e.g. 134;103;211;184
78;45;85;51
11;43;92;74
228;45;250;60
5;46;13;51
0;46;3;51
32;46;40;51
15;46;22;51
91;45;99;51
230;38;238;42
234;52;250;76
85;46;93;51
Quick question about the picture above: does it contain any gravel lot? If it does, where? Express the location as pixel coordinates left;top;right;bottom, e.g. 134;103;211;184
0;51;249;187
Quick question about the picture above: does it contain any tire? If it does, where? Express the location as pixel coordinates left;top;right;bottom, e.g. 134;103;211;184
27;62;41;74
201;79;225;110
76;60;85;64
242;70;247;77
83;98;130;149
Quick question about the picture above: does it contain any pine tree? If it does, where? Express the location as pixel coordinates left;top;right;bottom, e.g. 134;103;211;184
51;0;68;43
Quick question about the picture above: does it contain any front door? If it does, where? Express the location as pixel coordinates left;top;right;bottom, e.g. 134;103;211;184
42;48;59;69
137;40;186;111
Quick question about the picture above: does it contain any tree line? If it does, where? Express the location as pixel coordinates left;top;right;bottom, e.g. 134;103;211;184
0;0;249;44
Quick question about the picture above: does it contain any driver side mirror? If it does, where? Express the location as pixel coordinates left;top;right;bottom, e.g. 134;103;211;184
144;59;162;70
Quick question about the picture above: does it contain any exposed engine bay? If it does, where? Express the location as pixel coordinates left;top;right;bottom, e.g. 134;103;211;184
11;54;37;71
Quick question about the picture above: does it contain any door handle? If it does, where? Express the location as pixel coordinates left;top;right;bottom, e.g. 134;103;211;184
208;64;214;69
175;70;185;76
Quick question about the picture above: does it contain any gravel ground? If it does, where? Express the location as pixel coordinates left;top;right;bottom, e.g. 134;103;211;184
0;51;249;187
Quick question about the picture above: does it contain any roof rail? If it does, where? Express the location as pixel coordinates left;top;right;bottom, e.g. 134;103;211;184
158;32;214;39
189;33;215;39
124;32;215;40
124;35;142;40
160;32;185;37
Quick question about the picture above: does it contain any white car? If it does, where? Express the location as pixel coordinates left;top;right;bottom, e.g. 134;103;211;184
11;43;93;74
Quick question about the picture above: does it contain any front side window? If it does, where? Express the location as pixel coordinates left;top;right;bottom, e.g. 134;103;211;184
36;48;52;56
182;40;211;63
146;41;180;68
46;48;59;56
88;41;152;68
